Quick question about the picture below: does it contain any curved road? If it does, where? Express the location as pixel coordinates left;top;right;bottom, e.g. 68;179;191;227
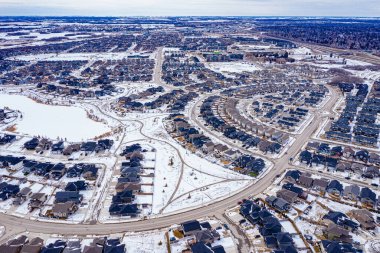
0;85;340;244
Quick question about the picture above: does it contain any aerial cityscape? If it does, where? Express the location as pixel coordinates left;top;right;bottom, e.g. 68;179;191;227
0;2;379;253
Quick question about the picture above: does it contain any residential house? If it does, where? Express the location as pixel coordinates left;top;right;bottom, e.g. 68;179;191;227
62;240;81;253
282;183;307;199
194;230;218;244
321;240;360;253
21;244;43;253
190;242;222;253
266;196;290;212
369;152;380;165
354;150;369;162
29;193;47;210
24;138;39;150
224;149;240;161
52;202;78;219
181;220;202;236
41;240;67;253
115;182;141;193
312;178;329;192
360;187;377;207
343;185;360;201
336;161;351;172
0;182;20;200
299;150;312;165
326;180;343;196
13;187;32;205
34;162;54;176
51;141;65;154
63;144;81;156
298;174;313;188
0;245;22;253
0;134;16;145
343;147;355;159
276;189;298;204
202;142;214;154
36;139;53;152
323;211;359;231
276;232;295;250
108;203;140;217
259;216;282;236
50;163;66;180
323;224;352;243
362;166;379;179
351;163;365;174
112;189;135;204
65;181;88;192
55;191;83;204
350;209;376;230
258;140;271;153
81;141;97;155
96;139;114;152
306;141;320;151
213;144;228;157
0;155;25;171
284;170;301;183
82;165;98;180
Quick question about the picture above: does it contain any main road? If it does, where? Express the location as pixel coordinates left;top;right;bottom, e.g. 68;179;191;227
0;84;340;245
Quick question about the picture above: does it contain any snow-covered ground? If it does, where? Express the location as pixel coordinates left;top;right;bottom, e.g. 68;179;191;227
10;52;153;62
0;226;4;238
163;180;251;214
122;230;167;253
0;94;110;141
289;47;313;60
207;62;261;74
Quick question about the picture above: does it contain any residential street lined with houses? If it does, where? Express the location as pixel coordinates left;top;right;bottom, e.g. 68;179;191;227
0;17;379;253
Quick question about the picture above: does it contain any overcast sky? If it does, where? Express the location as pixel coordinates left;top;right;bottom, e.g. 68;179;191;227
0;0;379;17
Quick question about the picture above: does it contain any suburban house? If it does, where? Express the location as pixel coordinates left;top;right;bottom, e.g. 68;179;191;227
265;196;290;212
312;178;330;192
343;185;360;201
276;189;298;204
55;191;83;204
181;220;202;236
349;209;376;230
326;180;343;196
29;193;47;211
323;224;352;243
52;202;78;219
359;187;377;207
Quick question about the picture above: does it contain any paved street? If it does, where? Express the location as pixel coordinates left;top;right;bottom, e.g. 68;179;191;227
0;83;341;249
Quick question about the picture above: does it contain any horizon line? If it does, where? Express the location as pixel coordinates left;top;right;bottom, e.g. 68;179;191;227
0;15;380;18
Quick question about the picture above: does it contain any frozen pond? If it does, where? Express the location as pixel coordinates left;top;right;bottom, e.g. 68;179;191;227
0;94;110;141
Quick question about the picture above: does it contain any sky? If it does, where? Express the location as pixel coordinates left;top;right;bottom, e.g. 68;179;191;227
0;0;379;17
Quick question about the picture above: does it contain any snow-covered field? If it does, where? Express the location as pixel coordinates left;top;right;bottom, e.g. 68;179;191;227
0;94;110;141
10;52;153;62
207;62;261;74
122;231;167;253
